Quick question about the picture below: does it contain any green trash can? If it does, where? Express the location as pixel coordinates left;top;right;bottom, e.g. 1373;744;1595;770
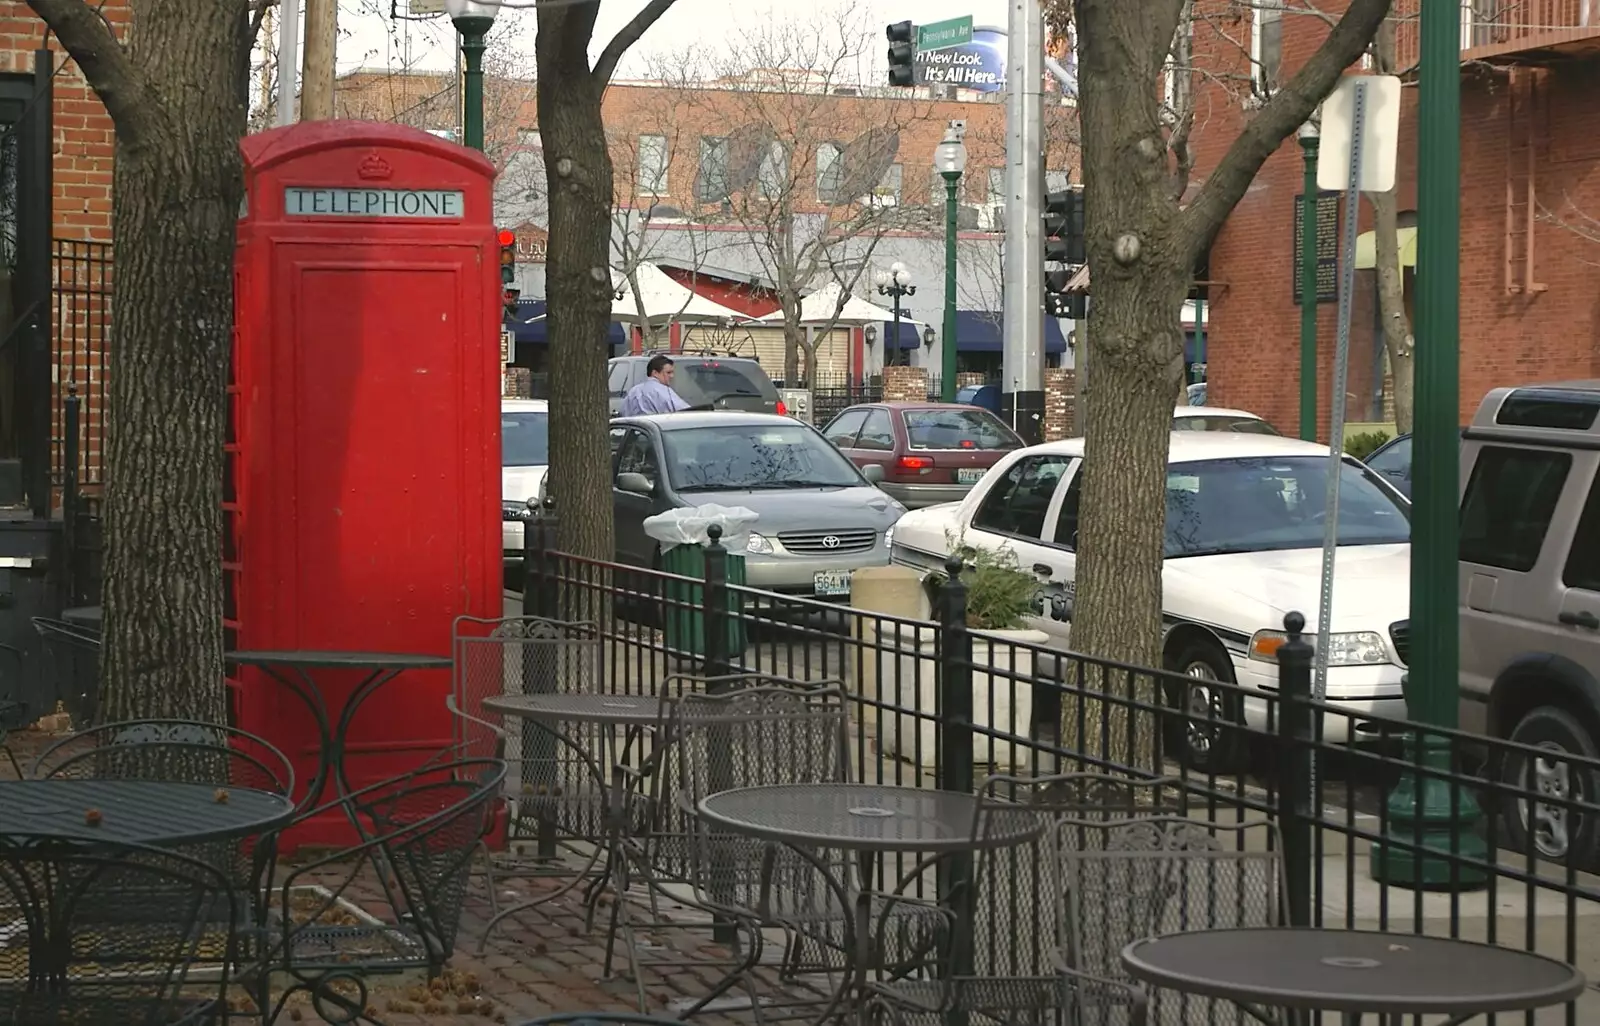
661;543;747;657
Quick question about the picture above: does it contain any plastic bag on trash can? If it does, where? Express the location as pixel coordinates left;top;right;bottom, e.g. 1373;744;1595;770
643;504;760;553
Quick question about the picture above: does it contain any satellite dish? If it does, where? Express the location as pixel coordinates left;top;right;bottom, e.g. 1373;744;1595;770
834;128;900;204
724;123;778;196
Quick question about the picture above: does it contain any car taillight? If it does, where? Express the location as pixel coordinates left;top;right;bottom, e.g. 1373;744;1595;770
960;439;975;448
776;399;788;416
898;455;932;470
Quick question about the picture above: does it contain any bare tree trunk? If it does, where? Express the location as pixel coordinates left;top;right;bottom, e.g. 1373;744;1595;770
30;0;253;723
1369;20;1414;434
1370;189;1414;432
538;54;616;562
784;327;802;383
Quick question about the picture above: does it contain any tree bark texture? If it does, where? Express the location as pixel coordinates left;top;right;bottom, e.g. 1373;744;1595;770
28;0;253;723
1369;21;1414;434
1370;189;1414;433
1069;0;1391;761
537;0;679;560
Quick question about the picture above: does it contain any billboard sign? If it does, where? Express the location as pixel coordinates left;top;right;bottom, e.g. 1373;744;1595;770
914;24;1006;93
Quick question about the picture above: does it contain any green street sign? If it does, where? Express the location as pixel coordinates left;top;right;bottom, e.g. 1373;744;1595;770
917;16;973;52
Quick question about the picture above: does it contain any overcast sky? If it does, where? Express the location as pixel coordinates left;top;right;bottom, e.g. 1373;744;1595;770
335;0;1012;79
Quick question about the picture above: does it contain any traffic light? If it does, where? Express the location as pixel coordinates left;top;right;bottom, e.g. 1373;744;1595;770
497;227;516;285
887;22;915;87
1042;188;1085;266
503;286;520;322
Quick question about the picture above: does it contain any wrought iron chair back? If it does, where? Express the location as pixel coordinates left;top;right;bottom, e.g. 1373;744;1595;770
265;756;507;1024
0;836;237;1025
1055;815;1286;1026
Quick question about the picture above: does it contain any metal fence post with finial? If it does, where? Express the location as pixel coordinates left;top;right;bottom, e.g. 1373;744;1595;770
1275;610;1315;928
702;524;730;680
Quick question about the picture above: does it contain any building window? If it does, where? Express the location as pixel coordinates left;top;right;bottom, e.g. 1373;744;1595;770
758;141;789;199
696;136;730;203
817;142;843;204
637;134;668;195
1251;0;1284;99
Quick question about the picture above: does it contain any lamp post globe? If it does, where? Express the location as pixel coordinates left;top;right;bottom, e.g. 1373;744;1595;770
934;125;966;402
444;0;500;152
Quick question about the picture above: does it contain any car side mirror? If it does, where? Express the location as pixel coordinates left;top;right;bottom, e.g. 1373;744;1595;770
617;472;654;494
861;464;885;484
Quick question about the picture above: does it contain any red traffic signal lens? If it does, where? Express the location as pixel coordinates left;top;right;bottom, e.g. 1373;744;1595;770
496;228;516;247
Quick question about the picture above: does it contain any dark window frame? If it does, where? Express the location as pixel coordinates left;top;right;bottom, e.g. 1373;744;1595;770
1563;466;1600;592
1460;445;1572;573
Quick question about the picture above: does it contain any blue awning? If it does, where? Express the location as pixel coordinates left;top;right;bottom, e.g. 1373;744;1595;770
876;320;923;350
951;311;1067;354
507;300;626;346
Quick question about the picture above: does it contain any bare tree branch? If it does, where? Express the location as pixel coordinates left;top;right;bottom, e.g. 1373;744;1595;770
1179;0;1393;256
26;0;156;147
594;0;677;84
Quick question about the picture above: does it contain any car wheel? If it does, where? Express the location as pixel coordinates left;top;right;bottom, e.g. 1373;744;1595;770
1162;639;1247;774
1500;705;1599;866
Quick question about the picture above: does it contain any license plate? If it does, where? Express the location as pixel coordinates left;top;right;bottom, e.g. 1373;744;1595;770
813;569;852;597
956;468;984;485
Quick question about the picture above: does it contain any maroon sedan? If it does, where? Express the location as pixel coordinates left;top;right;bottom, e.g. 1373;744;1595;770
821;402;1024;508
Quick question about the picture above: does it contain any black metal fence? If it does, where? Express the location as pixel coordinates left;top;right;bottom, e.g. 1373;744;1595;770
51;237;111;491
515;521;1599;1015
810;380;882;426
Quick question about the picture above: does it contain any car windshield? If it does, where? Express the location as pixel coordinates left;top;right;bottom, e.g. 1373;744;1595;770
502;411;549;467
1164;456;1409;557
1173;415;1280;435
1366;436;1411;474
665;424;864;491
673;362;775;405
903;408;1019;451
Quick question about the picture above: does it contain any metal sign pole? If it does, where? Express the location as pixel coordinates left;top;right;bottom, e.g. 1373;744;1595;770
276;0;300;126
1311;79;1369;805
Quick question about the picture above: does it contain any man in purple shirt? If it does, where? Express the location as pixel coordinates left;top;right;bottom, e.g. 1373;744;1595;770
620;355;692;416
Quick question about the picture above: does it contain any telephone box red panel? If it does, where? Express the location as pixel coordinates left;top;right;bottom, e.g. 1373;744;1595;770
232;122;500;848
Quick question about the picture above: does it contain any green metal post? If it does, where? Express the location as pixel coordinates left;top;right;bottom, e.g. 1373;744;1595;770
456;16;492;152
1298;130;1320;441
942;171;961;402
1370;0;1486;888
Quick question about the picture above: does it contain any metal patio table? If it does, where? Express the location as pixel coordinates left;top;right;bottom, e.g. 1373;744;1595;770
224;650;451;807
1121;927;1587;1025
697;782;1041;1025
478;693;667;943
0;777;293;846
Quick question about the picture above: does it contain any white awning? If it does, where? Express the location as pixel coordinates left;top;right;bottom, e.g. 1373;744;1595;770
611;263;748;323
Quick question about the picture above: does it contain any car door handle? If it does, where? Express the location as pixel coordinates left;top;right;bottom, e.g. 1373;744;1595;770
1032;563;1053;577
1559;610;1600;630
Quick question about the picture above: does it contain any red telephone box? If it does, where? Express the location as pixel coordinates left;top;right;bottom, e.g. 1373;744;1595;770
230;122;501;848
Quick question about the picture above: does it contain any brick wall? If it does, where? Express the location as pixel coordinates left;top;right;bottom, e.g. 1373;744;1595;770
1044;368;1076;440
2;9;126;489
881;366;928;402
1188;5;1600;438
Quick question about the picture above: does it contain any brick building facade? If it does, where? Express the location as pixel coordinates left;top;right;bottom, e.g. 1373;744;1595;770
1190;2;1600;436
1;2;125;497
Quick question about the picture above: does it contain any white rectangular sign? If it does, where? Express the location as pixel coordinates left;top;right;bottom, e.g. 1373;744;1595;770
284;187;465;219
1317;75;1402;194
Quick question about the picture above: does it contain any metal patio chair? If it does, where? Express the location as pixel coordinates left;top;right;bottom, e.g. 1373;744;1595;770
867;771;1186;1026
0;836;237;1026
258;756;506;1025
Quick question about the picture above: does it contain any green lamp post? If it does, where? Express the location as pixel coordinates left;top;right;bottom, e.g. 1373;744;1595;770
1370;0;1486;888
934;125;967;402
445;0;500;152
1297;117;1320;442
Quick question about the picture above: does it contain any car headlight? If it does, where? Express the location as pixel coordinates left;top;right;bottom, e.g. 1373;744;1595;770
884;526;896;551
747;533;775;554
1248;629;1391;666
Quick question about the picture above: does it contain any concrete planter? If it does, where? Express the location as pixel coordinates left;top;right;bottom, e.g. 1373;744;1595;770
873;621;1050;772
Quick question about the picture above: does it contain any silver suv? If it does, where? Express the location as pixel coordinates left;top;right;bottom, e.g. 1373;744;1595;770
1458;381;1600;865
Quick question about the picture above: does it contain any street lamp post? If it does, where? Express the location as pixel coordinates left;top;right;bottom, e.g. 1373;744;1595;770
1297;117;1320;442
444;0;500;152
875;263;915;368
935;125;967;402
1371;0;1486;888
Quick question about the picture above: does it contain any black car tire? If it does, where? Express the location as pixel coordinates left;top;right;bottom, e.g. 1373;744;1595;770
1499;704;1599;867
1162;638;1248;774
